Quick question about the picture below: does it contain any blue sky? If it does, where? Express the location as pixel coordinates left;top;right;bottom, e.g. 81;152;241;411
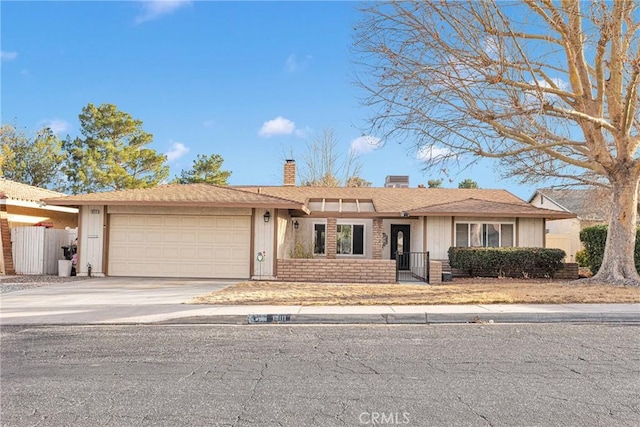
2;0;535;199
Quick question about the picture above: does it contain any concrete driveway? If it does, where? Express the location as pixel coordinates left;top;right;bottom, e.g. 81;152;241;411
0;277;235;325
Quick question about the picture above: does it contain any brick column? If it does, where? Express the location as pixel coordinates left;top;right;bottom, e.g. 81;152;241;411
0;199;15;275
429;260;442;285
372;218;383;259
326;217;337;259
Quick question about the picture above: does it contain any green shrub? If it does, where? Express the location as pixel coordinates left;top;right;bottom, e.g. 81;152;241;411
574;249;589;267
579;225;640;274
448;247;566;278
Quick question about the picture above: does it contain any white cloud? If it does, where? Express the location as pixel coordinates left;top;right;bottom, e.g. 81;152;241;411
38;119;70;134
416;145;453;162
285;54;313;72
0;51;18;61
165;141;190;162
258;116;297;137
135;0;191;24
350;135;382;155
524;77;570;105
530;77;569;92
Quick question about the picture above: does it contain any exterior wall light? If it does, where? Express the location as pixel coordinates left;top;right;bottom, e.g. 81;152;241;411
263;211;271;223
293;220;299;230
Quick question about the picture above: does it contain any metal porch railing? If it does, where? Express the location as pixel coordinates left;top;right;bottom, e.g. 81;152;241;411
395;251;429;283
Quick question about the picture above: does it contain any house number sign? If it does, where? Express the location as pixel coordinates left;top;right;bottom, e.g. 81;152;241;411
248;314;291;324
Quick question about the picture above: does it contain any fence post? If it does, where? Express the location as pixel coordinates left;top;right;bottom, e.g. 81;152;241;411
395;252;399;282
426;252;430;283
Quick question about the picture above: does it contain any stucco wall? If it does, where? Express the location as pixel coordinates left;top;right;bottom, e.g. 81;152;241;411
530;193;582;260
291;217;375;259
382;218;424;260
276;210;291;260
8;206;77;229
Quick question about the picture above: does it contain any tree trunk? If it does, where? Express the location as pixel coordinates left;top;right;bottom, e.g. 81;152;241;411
591;173;640;285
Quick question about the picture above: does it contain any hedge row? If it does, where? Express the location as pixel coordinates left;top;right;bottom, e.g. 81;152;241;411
579;225;640;274
448;247;566;278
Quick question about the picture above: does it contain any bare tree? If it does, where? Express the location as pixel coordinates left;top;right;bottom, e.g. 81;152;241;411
355;1;640;285
299;128;371;187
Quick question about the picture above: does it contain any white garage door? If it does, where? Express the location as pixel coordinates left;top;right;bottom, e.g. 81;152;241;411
108;214;251;278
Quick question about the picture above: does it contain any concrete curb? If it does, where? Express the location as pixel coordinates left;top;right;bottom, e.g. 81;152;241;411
157;311;640;325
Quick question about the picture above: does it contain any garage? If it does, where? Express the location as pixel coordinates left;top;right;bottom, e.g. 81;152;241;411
108;214;251;278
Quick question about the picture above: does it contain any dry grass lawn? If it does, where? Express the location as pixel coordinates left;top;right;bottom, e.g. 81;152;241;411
189;278;640;306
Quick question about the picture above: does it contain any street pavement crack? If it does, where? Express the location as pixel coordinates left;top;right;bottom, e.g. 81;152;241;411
457;396;494;426
232;359;269;426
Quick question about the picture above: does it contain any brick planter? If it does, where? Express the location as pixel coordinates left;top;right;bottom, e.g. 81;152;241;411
277;258;396;284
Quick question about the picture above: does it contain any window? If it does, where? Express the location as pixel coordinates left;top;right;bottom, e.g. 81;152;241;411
455;222;514;247
313;223;326;255
337;224;364;255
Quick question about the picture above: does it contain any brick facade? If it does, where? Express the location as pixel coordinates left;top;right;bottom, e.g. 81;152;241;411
326;217;337;259
372;218;383;259
429;260;442;284
0;203;15;275
552;263;579;280
439;259;579;280
277;258;397;284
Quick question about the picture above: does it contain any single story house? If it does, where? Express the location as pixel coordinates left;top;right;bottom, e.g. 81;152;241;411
0;178;79;275
529;188;630;262
44;161;574;283
0;178;78;228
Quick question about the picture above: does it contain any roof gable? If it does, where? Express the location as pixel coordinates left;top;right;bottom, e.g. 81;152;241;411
533;188;613;220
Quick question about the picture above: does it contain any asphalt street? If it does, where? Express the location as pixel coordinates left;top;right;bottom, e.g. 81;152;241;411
1;324;638;426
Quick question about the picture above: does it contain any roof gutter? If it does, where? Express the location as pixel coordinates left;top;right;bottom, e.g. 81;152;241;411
8;199;78;213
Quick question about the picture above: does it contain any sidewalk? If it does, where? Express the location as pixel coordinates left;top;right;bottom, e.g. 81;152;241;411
2;301;638;325
1;277;638;325
144;303;640;325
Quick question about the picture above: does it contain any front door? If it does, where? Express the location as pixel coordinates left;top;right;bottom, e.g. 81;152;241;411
390;224;411;270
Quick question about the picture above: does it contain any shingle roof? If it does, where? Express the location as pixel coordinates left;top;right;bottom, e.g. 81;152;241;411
43;183;308;210
43;183;574;219
0;178;67;203
239;186;574;219
408;198;574;219
533;188;612;221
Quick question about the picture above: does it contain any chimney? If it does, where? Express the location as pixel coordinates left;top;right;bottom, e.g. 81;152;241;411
284;159;296;186
384;175;409;188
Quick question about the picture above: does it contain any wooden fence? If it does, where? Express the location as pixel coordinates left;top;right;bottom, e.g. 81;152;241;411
11;227;78;275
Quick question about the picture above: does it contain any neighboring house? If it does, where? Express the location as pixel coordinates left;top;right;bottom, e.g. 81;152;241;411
0;178;79;275
529;188;625;261
44;161;574;283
